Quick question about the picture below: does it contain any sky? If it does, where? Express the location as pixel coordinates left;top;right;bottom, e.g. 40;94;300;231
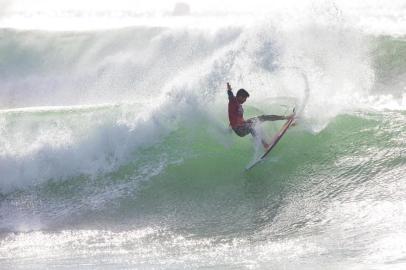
3;0;399;14
0;0;309;30
0;0;404;31
1;0;298;12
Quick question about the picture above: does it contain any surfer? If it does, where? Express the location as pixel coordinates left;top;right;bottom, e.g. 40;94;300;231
227;82;292;149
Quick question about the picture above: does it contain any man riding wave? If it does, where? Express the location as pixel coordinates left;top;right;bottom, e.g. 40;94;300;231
227;82;292;149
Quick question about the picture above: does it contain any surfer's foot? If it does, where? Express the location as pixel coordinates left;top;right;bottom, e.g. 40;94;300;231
262;142;270;149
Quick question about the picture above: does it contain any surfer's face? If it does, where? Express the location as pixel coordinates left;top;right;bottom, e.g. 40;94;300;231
237;96;247;104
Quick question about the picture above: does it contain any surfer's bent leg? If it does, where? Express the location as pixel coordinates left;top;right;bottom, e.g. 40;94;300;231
233;122;269;149
258;115;286;122
233;122;254;137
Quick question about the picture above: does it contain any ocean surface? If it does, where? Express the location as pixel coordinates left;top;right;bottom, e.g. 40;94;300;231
0;2;405;269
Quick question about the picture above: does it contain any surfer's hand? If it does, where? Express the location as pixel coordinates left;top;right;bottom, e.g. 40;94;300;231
227;82;232;91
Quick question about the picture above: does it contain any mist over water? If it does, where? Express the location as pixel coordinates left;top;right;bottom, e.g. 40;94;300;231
0;1;406;269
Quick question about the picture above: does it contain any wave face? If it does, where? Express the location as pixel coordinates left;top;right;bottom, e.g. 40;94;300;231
1;4;406;269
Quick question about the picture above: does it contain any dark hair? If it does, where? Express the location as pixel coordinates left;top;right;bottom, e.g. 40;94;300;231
236;88;249;98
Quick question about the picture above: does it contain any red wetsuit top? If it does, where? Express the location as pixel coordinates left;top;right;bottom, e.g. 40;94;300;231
228;90;245;128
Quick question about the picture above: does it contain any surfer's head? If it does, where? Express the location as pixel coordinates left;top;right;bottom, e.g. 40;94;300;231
236;89;249;104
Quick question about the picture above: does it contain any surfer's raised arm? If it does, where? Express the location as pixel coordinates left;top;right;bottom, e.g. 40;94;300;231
226;82;234;100
227;82;232;92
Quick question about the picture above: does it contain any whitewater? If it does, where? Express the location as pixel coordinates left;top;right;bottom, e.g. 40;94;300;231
0;1;405;269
